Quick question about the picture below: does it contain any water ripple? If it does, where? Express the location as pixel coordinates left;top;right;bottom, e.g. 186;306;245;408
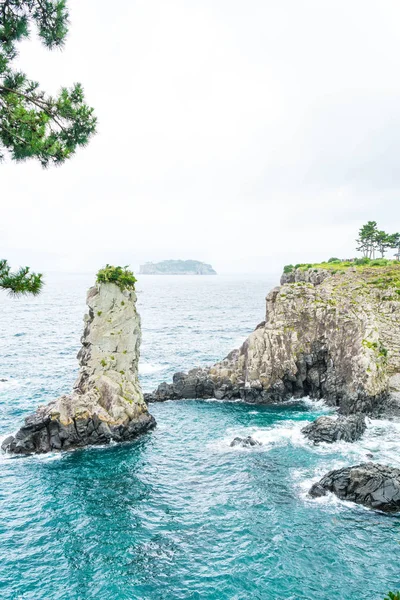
0;274;399;599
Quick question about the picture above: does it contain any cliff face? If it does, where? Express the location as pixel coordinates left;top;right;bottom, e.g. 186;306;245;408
2;283;155;454
146;266;400;414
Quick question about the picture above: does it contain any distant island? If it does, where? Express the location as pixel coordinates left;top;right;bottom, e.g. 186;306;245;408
139;260;217;275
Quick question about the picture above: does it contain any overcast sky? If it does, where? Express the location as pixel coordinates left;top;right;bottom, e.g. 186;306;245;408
1;0;400;274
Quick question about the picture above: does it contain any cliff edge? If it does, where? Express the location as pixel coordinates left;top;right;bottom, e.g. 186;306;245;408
146;265;400;414
2;280;155;454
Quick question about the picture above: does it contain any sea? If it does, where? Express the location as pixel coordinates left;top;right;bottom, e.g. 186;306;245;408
0;273;399;600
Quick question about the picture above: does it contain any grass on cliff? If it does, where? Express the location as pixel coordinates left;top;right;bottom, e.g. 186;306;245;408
284;258;400;274
96;265;137;291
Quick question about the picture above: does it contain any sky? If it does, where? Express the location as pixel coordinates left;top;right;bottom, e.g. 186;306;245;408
1;0;400;274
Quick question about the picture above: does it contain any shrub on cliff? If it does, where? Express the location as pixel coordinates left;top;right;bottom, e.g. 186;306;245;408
283;265;294;273
96;265;137;291
384;592;400;600
354;257;371;265
371;258;390;266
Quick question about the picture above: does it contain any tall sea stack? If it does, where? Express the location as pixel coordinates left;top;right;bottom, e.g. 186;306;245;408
2;279;155;454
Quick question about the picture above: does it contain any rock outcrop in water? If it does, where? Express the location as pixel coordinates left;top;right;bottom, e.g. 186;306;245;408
146;265;400;415
230;436;261;448
2;281;155;454
309;463;400;513
301;414;366;443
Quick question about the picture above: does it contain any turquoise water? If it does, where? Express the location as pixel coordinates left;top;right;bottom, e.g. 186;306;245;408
1;274;400;599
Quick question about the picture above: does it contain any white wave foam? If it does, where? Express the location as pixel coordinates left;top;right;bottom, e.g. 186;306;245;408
213;415;400;472
299;396;336;413
203;397;243;404
0;379;20;391
212;420;309;452
330;418;400;468
140;363;165;375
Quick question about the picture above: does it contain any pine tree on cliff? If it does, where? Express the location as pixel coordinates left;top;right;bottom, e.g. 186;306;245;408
392;233;400;260
0;0;96;166
0;259;43;294
375;230;393;258
357;221;378;258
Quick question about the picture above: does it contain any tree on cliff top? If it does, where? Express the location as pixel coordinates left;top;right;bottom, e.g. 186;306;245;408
357;221;400;259
0;0;96;166
357;221;378;258
0;259;43;295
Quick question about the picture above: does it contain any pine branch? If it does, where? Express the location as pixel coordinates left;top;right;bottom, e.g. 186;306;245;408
0;0;96;165
0;260;44;296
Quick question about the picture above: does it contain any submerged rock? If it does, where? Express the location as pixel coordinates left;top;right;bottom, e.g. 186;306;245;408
301;414;366;443
309;463;400;513
2;281;155;454
230;436;261;448
147;265;400;415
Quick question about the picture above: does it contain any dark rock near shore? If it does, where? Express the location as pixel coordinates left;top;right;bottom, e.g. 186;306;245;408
309;463;400;513
230;436;261;448
1;412;156;455
301;414;366;443
145;342;388;414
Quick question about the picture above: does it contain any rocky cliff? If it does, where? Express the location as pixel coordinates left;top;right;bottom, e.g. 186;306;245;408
146;265;400;414
2;281;155;454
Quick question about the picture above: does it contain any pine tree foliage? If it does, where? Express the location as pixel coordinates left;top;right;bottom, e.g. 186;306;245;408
356;221;400;259
0;258;43;294
0;0;96;166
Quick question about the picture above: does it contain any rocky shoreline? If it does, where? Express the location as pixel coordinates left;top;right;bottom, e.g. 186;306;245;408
144;264;400;513
146;265;400;417
4;264;400;513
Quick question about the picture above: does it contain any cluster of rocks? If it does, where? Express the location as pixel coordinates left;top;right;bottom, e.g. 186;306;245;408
144;265;400;513
301;409;400;513
2;282;155;454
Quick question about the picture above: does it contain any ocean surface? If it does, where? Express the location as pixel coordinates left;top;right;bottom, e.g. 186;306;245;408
0;273;399;600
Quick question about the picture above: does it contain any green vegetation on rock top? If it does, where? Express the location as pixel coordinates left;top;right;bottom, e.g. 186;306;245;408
96;265;137;291
284;258;400;274
284;221;400;275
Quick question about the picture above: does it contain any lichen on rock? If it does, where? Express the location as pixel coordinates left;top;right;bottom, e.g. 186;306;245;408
146;265;400;415
2;280;155;454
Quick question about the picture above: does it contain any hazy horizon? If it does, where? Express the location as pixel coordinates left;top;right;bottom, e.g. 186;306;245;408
2;0;400;274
